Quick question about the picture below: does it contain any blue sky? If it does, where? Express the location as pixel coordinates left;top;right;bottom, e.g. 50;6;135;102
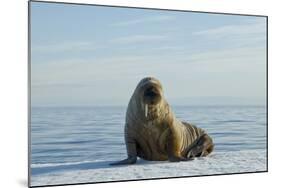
31;2;267;106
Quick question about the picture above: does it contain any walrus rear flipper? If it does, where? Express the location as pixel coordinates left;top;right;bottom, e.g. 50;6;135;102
186;134;214;159
110;156;137;165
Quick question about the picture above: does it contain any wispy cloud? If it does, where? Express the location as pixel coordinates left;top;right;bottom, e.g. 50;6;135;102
111;15;174;27
30;4;267;106
31;45;265;87
191;19;266;50
31;83;92;88
193;20;266;38
31;42;266;106
111;34;168;44
32;41;102;53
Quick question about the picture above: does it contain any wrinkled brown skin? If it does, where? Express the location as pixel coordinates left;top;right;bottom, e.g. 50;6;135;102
111;77;214;165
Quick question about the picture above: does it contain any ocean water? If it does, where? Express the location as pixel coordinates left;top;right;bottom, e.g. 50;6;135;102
30;105;267;173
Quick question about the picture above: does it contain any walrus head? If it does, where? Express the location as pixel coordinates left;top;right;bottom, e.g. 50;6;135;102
135;77;164;120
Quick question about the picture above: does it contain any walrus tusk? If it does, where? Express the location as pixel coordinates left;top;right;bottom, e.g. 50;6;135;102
145;104;148;118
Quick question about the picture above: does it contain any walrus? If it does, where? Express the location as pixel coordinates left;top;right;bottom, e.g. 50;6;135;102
111;77;214;165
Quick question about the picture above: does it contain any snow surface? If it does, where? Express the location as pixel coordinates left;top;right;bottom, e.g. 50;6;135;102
31;150;267;187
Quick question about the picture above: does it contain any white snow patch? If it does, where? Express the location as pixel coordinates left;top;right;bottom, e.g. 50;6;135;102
31;150;267;187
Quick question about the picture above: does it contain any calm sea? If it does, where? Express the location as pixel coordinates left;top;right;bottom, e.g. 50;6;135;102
30;106;267;169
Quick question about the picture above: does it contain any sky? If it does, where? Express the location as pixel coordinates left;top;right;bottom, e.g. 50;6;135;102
30;2;267;106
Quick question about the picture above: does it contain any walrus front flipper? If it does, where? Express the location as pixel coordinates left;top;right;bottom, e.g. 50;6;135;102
110;156;137;165
111;127;138;165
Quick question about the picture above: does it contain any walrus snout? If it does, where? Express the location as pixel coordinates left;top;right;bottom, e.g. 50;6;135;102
143;85;161;105
144;86;159;98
